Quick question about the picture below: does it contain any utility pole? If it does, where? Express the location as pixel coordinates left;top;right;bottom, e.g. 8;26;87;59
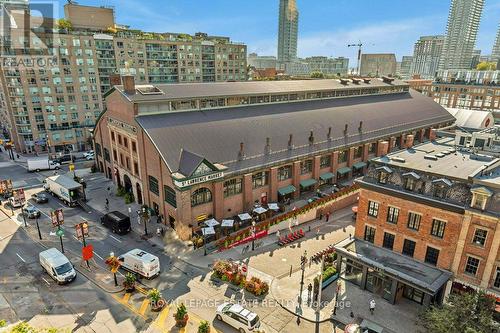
316;255;325;313
348;42;363;75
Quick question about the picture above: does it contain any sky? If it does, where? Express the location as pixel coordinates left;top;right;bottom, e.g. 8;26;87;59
57;0;500;66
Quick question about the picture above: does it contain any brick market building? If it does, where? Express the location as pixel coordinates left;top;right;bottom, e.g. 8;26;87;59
335;136;500;307
93;77;455;240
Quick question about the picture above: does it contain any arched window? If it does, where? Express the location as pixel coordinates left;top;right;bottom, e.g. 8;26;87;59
191;188;212;207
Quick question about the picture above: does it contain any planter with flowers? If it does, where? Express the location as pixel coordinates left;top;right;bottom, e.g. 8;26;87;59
174;303;189;327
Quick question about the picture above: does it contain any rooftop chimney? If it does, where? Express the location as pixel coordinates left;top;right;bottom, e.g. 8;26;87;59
238;142;245;160
288;134;294;150
344;124;348;136
327;127;332;141
122;75;136;95
265;137;271;155
109;74;122;87
309;130;314;145
358;121;363;132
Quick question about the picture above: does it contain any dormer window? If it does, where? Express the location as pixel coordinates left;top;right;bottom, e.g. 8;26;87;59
470;186;493;211
405;177;416;191
402;172;420;191
432;179;452;199
375;166;393;184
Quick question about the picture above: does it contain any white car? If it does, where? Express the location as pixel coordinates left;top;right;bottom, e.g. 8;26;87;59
85;152;95;160
216;302;260;333
83;150;94;158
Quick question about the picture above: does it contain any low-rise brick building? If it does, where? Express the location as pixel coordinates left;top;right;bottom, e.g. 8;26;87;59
337;137;500;307
94;77;454;241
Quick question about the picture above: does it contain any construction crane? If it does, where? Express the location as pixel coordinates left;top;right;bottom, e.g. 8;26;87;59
347;42;363;76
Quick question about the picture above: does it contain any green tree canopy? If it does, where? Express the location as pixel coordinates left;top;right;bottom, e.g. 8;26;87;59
476;61;497;71
421;290;498;333
56;19;72;31
310;71;325;78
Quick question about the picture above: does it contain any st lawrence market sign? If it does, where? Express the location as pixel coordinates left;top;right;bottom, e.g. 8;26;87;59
174;172;224;189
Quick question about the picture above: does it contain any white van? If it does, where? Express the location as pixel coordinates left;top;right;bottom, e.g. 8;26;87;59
117;249;160;279
39;248;76;284
216;302;261;333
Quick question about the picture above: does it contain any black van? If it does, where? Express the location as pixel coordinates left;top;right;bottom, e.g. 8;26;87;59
100;211;131;234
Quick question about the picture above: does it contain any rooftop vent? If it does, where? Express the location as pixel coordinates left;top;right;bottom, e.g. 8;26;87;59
441;151;451;155
340;78;349;85
390;157;406;163
435;153;445;158
352;78;361;84
382;76;395;84
424;154;438;161
137;85;163;95
363;78;371;84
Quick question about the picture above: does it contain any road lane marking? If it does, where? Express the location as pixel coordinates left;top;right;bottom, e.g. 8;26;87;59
138;298;149;315
122;293;131;303
93;252;103;260
41;277;50;286
109;235;122;243
153;305;170;329
16;253;25;262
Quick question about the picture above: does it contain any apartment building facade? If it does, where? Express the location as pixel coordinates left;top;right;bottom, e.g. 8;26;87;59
303;56;349;76
338;138;500;308
410;35;445;79
0;4;247;154
93;77;454;241
407;70;500;122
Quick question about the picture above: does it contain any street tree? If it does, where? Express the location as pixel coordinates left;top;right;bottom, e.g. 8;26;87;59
310;71;324;78
476;61;497;71
421;290;498;333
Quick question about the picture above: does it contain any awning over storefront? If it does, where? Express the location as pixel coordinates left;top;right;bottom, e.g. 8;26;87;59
352;161;367;170
320;172;335;181
337;167;351;175
278;185;296;196
334;238;452;295
238;213;252;221
299;178;317;188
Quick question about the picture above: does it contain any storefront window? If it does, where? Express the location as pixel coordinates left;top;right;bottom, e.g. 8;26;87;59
338;149;348;163
191;187;212;207
344;259;363;286
223;178;242;197
300;160;313;174
252;171;269;188
278;165;292;181
320;155;331;168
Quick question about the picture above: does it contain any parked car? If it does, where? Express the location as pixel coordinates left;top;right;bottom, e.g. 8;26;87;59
83;150;94;158
85;152;95;160
53;154;73;164
31;192;49;204
22;205;41;219
39;248;76;284
216;302;261;333
100;211;131;234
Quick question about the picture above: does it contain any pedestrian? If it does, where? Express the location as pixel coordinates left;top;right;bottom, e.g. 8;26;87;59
160;227;165;236
325;212;330;222
319;211;323;220
16;153;19;159
307;283;312;300
276;230;280;239
156;226;161;236
369;299;376;314
105;198;109;210
137;215;141;225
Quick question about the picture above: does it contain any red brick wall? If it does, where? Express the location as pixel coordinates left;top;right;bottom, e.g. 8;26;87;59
355;188;463;270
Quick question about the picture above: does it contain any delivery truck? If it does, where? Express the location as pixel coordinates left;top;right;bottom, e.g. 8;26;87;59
117;249;160;279
43;175;84;207
27;158;60;172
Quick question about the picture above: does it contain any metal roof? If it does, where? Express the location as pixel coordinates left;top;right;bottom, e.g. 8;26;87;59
135;90;455;175
114;78;409;102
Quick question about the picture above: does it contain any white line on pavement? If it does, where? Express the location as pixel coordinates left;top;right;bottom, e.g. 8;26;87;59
93;252;104;260
41;277;50;286
16;253;25;263
57;202;66;208
72;235;81;243
109;235;122;243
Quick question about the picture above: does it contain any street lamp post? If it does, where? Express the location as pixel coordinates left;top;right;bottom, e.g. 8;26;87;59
142;207;148;236
21;204;27;228
251;221;256;251
316;255;324;313
298;250;307;304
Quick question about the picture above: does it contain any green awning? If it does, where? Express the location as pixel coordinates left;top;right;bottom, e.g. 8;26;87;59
352;161;367;170
320;172;335;181
278;185;296;196
337;167;351;175
300;178;317;188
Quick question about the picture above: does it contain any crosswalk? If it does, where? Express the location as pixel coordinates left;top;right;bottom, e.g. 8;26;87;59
112;289;222;333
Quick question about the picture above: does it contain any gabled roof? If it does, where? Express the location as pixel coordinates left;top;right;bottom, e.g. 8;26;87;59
178;149;206;177
376;166;393;174
135;90;454;175
432;178;452;186
402;171;421;180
